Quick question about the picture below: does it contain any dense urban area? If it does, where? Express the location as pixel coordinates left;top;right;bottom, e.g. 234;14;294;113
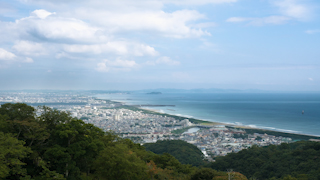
0;91;293;160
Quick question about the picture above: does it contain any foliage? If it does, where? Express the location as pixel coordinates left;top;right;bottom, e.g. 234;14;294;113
93;143;149;180
208;141;320;179
190;168;219;180
233;133;248;139
0;103;35;122
0;132;32;179
0;103;245;180
190;168;248;180
144;140;205;167
171;127;193;134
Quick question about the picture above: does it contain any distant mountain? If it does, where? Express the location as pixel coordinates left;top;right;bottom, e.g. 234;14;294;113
146;92;162;94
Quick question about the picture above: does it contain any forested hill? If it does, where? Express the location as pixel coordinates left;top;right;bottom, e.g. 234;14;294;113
0;103;247;180
208;141;320;180
144;140;205;167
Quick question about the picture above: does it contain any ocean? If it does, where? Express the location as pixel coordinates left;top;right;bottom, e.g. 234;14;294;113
96;93;320;136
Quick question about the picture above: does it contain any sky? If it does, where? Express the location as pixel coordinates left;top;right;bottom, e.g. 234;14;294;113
0;0;319;91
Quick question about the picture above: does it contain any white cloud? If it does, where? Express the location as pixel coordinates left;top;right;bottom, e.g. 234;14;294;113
0;48;16;61
63;41;158;56
164;0;237;5
305;29;320;34
15;10;104;43
64;43;125;55
24;0;237;8
244;65;317;70
24;2;214;38
13;41;47;56
227;16;290;25
24;57;34;63
0;48;33;64
227;0;312;26
105;59;137;68
96;63;110;72
131;44;159;56
190;22;217;28
96;59;137;72
31;9;55;19
261;16;291;24
2;9;160;61
308;78;313;81
71;9;210;38
226;17;247;23
272;0;310;21
146;56;180;66
0;0;236;71
156;57;180;65
12;0;238;39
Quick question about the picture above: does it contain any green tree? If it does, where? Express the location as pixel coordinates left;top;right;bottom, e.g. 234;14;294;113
93;143;149;180
0;103;35;122
282;175;298;180
144;140;204;166
0;114;9;131
208;141;320;179
38;106;73;132
0;132;32;179
191;168;219;180
44;119;105;179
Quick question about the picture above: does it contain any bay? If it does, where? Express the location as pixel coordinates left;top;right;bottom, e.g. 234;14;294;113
96;93;320;136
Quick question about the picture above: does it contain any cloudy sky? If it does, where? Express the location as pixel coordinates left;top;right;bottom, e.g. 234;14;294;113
0;0;319;91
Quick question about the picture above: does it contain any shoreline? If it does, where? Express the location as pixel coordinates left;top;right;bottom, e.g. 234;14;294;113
137;107;320;139
97;97;320;140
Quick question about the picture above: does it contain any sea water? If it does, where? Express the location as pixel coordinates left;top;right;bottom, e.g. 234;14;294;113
96;93;320;136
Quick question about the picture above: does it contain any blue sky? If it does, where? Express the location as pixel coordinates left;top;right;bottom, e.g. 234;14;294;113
0;0;319;91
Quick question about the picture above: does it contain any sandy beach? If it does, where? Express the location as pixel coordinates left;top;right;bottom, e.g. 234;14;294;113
129;103;320;140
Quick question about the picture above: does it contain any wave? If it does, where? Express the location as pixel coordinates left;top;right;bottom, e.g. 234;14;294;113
242;124;304;134
174;114;193;118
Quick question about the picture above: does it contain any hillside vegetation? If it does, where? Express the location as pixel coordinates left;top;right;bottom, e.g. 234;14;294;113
208;141;320;180
144;140;205;167
0;103;246;180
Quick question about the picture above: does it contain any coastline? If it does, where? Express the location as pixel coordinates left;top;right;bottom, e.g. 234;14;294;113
99;98;320;140
143;108;320;140
136;106;320;138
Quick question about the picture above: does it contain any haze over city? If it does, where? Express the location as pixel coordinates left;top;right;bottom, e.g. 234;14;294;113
0;0;319;91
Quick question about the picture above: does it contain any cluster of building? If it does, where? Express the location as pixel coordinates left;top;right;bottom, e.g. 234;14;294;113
0;91;293;159
178;127;292;159
119;124;292;160
0;91;89;104
74;107;191;134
